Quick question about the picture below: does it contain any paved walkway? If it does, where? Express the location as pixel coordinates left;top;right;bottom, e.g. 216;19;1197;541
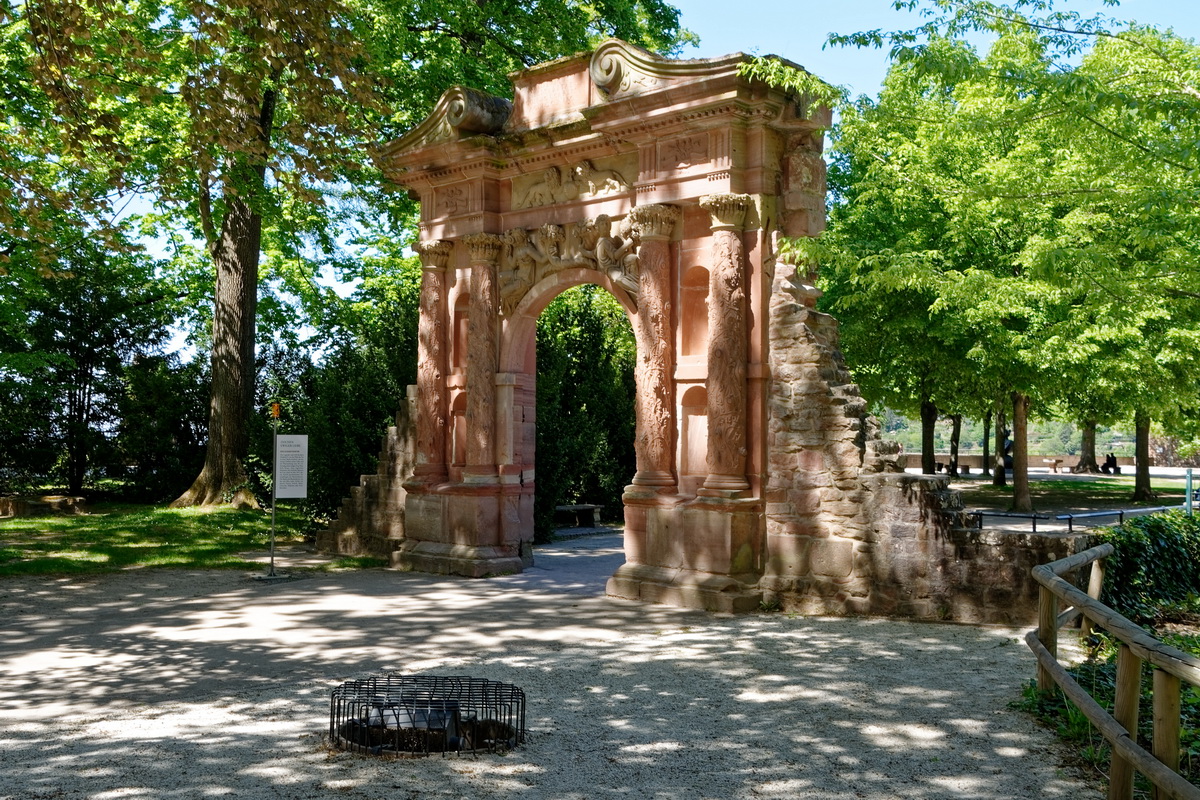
0;535;1100;799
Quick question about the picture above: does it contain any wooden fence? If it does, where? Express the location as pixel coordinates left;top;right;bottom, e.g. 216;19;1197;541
1028;543;1200;800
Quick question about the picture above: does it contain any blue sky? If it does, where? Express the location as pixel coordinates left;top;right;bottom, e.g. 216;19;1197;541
670;0;1200;96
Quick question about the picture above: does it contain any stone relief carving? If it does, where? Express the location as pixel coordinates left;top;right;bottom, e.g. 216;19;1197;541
438;186;466;216
495;215;643;316
499;227;550;317
659;135;708;170
514;160;631;210
414;240;453;478
625;204;680;487
462;233;503;472
590;39;668;98
699;194;752;491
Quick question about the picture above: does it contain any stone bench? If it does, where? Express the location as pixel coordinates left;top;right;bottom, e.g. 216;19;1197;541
554;504;602;528
1042;459;1063;473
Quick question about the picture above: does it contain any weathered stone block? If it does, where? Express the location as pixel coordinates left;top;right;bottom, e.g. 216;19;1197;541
809;539;854;578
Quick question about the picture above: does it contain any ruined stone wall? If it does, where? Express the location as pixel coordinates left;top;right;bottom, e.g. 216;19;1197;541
316;397;416;558
762;273;1091;625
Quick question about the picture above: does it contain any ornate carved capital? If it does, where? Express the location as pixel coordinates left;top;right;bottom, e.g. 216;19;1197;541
699;193;752;232
463;232;504;265
627;204;679;241
416;240;453;270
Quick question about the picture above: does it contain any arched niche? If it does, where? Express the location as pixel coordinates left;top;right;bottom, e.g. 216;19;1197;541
679;384;708;497
450;391;468;472
452;294;470;371
680;266;710;359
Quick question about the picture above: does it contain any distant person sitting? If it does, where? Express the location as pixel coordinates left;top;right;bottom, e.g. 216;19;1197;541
1100;453;1121;475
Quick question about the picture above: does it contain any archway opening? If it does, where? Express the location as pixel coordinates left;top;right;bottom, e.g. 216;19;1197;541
531;284;636;543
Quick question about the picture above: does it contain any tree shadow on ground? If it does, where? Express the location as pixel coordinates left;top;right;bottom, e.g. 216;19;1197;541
0;540;1098;799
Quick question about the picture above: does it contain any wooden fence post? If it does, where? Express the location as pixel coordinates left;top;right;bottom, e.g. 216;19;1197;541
1109;644;1143;800
1151;669;1181;800
1038;584;1058;692
1083;558;1105;638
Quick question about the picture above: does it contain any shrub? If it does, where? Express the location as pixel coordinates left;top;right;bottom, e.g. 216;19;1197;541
1094;511;1200;622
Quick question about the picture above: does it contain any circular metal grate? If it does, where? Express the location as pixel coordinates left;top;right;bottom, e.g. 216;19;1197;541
329;674;526;757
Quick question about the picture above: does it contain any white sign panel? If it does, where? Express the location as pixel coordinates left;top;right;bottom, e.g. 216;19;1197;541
275;435;309;499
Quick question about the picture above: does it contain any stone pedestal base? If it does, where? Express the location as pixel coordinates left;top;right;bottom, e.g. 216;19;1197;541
606;564;762;613
610;493;764;612
392;541;527;577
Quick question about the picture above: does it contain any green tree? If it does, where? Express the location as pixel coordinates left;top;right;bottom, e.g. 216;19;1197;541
13;0;691;510
3;236;176;494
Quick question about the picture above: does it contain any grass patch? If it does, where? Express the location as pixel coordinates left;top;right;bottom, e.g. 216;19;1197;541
0;504;309;576
958;476;1185;510
320;555;390;571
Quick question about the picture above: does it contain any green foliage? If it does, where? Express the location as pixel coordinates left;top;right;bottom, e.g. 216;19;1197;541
737;56;844;109
1017;630;1200;790
1095;511;1200;622
534;285;636;543
113;355;208;502
0;230;181;495
250;251;421;523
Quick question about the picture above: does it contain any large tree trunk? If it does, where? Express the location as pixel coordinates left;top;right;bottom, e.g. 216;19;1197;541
993;406;1007;488
1011;391;1033;512
173;88;277;509
920;398;938;475
1132;409;1155;501
981;409;992;477
172;196;261;509
1075;419;1100;473
948;414;962;478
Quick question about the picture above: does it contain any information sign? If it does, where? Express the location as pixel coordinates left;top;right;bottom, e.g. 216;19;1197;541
275;435;309;499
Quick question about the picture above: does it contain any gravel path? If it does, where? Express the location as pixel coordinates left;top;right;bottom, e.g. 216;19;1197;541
0;534;1099;799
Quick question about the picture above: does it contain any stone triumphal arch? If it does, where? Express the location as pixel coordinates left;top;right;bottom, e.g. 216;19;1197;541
319;41;1080;622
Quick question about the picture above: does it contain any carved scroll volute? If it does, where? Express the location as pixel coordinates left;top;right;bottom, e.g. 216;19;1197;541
414;240;453;482
698;194;752;493
625;204;680;489
462;233;503;479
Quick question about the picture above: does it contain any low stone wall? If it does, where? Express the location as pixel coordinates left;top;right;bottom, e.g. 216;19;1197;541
0;495;87;518
899;453;1137;470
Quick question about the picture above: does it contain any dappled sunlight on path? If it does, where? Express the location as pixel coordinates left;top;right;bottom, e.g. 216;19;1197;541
0;536;1098;799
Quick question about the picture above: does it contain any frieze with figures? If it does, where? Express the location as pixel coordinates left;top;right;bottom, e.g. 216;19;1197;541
497;214;642;315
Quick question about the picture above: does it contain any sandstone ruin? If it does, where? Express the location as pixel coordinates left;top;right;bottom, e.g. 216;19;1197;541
318;40;1085;623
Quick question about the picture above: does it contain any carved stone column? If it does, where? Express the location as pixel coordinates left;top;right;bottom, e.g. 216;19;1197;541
627;204;680;489
699;194;752;493
413;240;452;483
462;233;503;480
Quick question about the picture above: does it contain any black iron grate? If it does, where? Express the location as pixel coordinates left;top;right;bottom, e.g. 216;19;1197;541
329;674;526;757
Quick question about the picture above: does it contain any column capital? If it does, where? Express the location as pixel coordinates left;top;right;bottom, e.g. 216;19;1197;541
462;232;504;264
416;239;453;270
627;204;679;241
699;193;752;232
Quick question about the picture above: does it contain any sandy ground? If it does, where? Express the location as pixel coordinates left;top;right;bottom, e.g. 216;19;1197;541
0;534;1101;799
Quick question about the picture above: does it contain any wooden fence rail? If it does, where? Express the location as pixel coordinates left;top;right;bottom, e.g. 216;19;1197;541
1028;543;1200;800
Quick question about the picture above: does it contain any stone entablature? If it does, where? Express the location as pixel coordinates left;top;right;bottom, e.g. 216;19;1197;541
320;39;1073;624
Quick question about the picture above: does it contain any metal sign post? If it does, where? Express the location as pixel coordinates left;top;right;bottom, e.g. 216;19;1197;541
255;402;289;582
269;403;280;577
1187;469;1194;517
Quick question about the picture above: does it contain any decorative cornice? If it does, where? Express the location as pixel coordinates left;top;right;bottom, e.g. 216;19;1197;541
699;193;752;232
381;86;512;159
590;39;748;100
627;204;680;240
462;233;504;264
416;240;453;270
